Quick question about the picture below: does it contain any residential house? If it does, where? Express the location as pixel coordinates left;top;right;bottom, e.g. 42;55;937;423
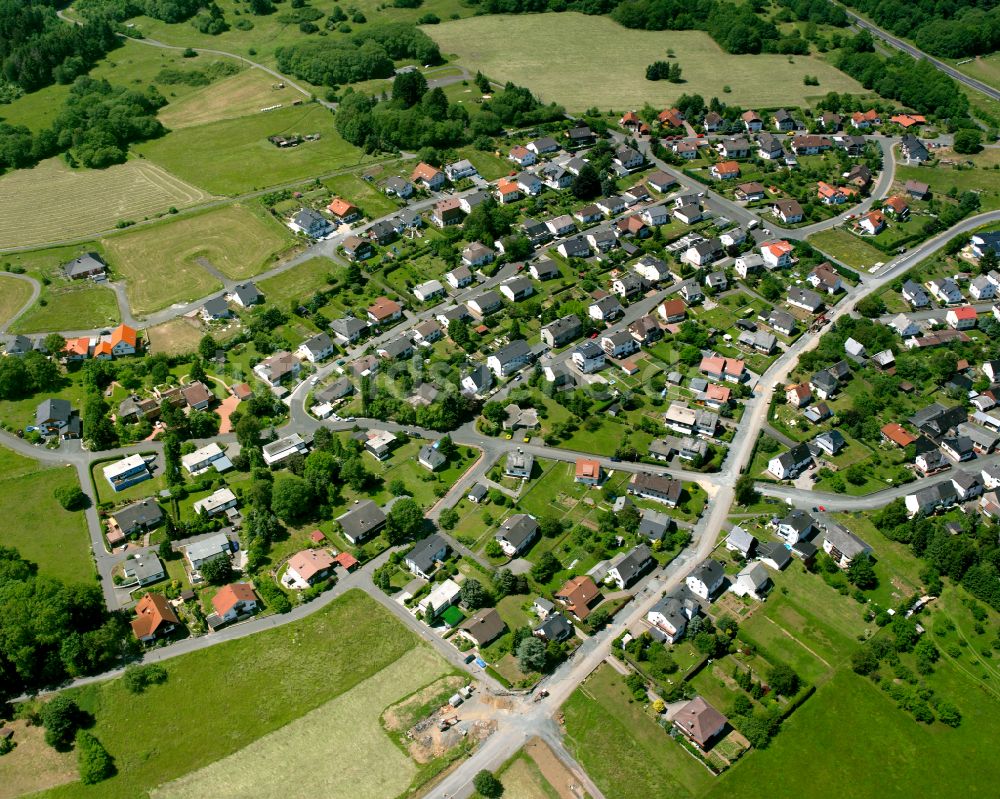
131;592;179;642
459;608;506;648
719;137;751;158
725;526;757;558
363;429;398;461
410;161;445;189
487;339;534;379
786;383;812;407
588;294;624;322
628;314;662;345
601;330;638;359
336;500;386;544
858;210;887;235
788;286;824;313
488;514;540;559
777;509;815;544
773;199;804;224
254;351;300;386
971;275;996;301
814;429;846;456
261;433;309;467
330;316;368;345
741;110;763;131
444;159;477;181
928;277;963;304
500;276;534;302
901;134;930;162
809;263;843;295
289;208;332;238
902;280;930;308
467;291;502;317
647;171;678;192
711;160;741;180
505;449;535;479
192;488;238;518
406;535;450;580
342;235;375;262
571;341;605;374
63;252;106;279
541;314;583;347
634;255;672;284
554;575;601;621
327;197;359;222
735;253;764;278
614;145;643;170
211;583;259;624
768;442;813;480
103;454;152;492
759;541;792;571
822;524;873;569
628;473;682;506
106;500;163;546
285;548;335;588
658;298;686;323
647;589;700;643
761;240;795;268
384;176;413;198
367;297;403;324
122;552;165;586
736;181;766;201
947;306;978;330
905;179;931;199
906;482;958;517
732;562;772;600
296;332;335;364
756;133;785;161
557;236;591;259
508;145;536;167
608;544;654;589
530;259;561;281
674;203;702;224
637;509;672;542
791;134;832;155
699;355;746;384
846;163;873;190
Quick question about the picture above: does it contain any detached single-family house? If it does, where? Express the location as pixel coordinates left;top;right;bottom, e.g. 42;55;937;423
337;500;386;544
822;524;873;569
768;442;813;480
459;608;506;648
285;549;335;588
777;509;815;544
131;592;179;642
411;161;445;189
731;562;772;600
673;697;728;750
406;534;450;580
555;575;601;621
487;339;534;379
608;544;654;589
289;208;332;238
686;559;725;600
495;514;540;556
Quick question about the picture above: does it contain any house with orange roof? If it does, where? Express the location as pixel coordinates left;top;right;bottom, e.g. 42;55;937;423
327;197;360;222
131;592;180;642
890;114;925;128
284;548;335;588
508;145;536;167
704;383;731;408
110;324;138;357
574;457;603;486
496;179;522;204
367;297;402;324
817;181;850;205
711;160;741;180
211;583;259;623
700;356;746;383
64;337;91;360
858;210;887;235
741;110;763;131
947;306;978;330
881;423;917;448
884;195;910;219
761;240;795;268
554;575;601;620
619;110;641;130
410;161;445;190
93;340;114;360
850;109;881;129
785;383;812;408
658;108;684;127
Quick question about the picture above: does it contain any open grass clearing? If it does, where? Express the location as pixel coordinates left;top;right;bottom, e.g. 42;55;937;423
807;228;887;270
258;256;338;306
0;158;213;251
12;282;121;335
146;318;211;356
29;590;432;799
159;68;307;130
323;174;400;219
0;718;77;799
152;647;450;799
427;14;865;112
0;275;34;327
0;453;93;585
562;663;714;799
135;104;374;196
896;163;1000;212
953;53;1000;94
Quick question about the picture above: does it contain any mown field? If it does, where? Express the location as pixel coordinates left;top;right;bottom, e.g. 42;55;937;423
427;14;866;111
28;590;440;799
100;203;294;315
258;256;339;306
158;68;307;130
808;228;888;270
135;104;375;195
0;447;92;585
152;647;449;799
0;158;213;251
0;275;34;328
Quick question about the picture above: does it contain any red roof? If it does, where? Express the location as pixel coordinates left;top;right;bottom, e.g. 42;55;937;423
64;337;90;356
706;383;731;403
881;423;917;447
368;296;402;320
575;458;602;480
232;383;253;400
111;324;137;348
884;195;909;215
93;341;113;357
131;593;179;639
328;198;357;217
333;551;359;571
309;529;326;543
714;160;740;176
410;162;442;182
951;306;977;320
287;548;335;582
211;582;257;617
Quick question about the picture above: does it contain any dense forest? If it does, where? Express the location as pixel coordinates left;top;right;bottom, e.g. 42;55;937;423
842;0;1000;58
0;0;118;94
0;76;165;172
835;31;970;120
275;23;441;87
0;546;134;701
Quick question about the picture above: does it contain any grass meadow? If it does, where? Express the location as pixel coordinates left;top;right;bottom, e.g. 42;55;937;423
0;158;213;251
31;590;439;799
258;256;339;306
808;228;888;270
152;647;450;799
135;104;374;195
427;14;866;111
12;283;120;334
0;276;34;327
0;447;92;585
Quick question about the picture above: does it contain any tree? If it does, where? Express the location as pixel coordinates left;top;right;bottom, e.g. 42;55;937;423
44;333;66;355
199;556;234;585
76;730;114;784
474;770;504;799
645;60;670;80
386;497;424;544
439;506;459;529
953;129;982;154
460;578;490;609
572;164;601;199
857;294;886;318
485;539;503;558
846;552;878;589
392;69;428;107
766;663;800;696
530;551;561;584
588;607;610;630
270;474;314;525
41;695;82;751
979;247;999;276
121;663;167;694
197;334;217;361
83;393;117;450
851;644;879;675
54;485;87;511
734;474;758;507
517;636;547;673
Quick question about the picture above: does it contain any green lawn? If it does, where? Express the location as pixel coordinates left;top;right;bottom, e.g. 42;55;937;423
33;590;439;799
807;228;888;270
0;448;93;585
91;459;166;506
135;104;373;195
13;283;121;334
0;275;34;328
323;174;400;219
707;666;1000;799
562;664;715;799
258;256;339;306
896;162;1000;212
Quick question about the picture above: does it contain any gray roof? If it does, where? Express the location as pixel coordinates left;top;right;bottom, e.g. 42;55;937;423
111;499;163;532
497;514;539;549
613;544;653;586
337;499;386;542
780;509;815;534
63;252;105;278
419;444;447;469
726;525;756;555
737;561;771;590
758;541;791;569
823;524;872;560
233;282;262;305
315;377;354;402
493;338;532;365
535;613;574;641
464;364;493;393
36;398;72;427
691;558;724;588
408;534;450;574
301;332;333;356
637;509;672;541
126;553;163;582
202;295;230;317
330;316;368;338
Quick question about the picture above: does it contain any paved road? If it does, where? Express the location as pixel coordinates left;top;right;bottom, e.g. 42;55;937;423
838;5;1000;102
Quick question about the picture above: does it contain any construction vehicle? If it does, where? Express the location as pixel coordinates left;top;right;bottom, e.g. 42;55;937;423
532;690;550;703
438;716;459;731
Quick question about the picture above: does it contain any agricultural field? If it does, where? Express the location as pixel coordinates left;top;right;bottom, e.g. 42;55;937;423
258;256;339;306
0;447;92;585
24;590;441;799
152;647;449;799
135;104;375;195
0;275;34;328
562;664;715;799
101;203;294;315
146;318;213;356
808;228;888;270
427;14;866;112
0;158;213;250
159;68;308;130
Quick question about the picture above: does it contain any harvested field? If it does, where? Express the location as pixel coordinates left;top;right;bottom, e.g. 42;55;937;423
427;14;866;111
146;318;208;356
0;158;213;250
0;719;77;799
500;755;559;799
159;69;308;130
522;738;578;799
152;647;449;799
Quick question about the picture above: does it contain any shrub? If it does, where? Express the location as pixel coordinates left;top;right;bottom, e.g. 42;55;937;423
76;731;114;784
